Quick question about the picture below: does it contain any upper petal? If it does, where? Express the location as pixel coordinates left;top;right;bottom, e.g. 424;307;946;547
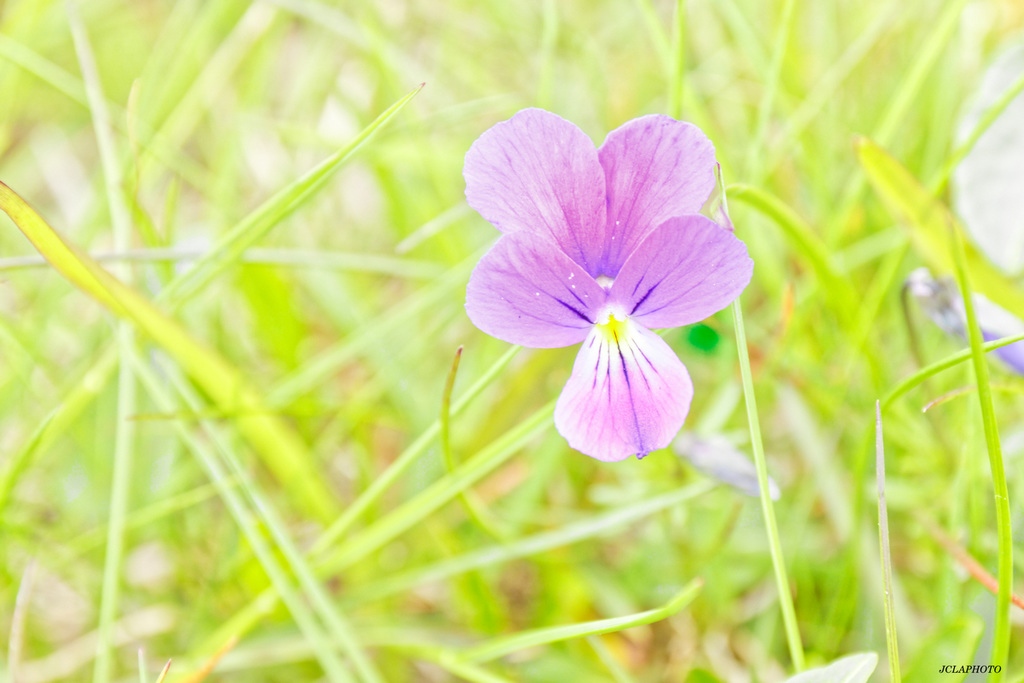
465;231;607;348
463;108;608;276
609;215;753;330
554;321;693;462
597;114;717;276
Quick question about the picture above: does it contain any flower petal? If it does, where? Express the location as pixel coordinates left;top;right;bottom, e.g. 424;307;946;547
465;231;607;348
464;108;608;276
609;215;753;330
597;114;716;276
554;321;693;461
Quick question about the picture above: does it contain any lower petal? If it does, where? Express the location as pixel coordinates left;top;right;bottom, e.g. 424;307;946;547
554;321;693;462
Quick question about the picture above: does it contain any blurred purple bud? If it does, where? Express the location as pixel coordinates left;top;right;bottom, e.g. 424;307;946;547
673;432;780;500
906;267;1024;375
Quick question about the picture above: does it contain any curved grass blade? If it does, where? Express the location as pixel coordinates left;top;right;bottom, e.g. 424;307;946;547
949;220;1012;679
440;346;507;540
0;181;338;521
346;481;715;607
726;183;852;307
128;350;354;683
0;85;422;517
856;137;1024;320
162;82;424;306
882;335;1024;410
458;578;702;663
320;400;555;574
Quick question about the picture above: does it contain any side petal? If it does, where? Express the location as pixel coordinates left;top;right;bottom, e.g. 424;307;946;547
464;108;608;276
554;322;693;462
609;215;753;330
465;231;607;348
597;114;716;276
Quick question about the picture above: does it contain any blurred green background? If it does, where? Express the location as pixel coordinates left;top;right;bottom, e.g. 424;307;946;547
1;0;1024;680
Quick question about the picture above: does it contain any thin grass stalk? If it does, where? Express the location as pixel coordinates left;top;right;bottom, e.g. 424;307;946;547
8;559;37;683
745;0;797;178
881;332;1024;408
161;366;382;683
828;0;968;234
949;222;1012;680
875;402;901;682
137;650;146;683
311;345;520;554
67;5;138;680
732;298;805;671
667;0;685;119
587;636;635;683
928;69;1024;194
458;579;702;663
128;351;355;683
440;346;507;539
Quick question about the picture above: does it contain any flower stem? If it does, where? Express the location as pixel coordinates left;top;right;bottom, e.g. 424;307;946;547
949;221;1012;680
731;299;805;671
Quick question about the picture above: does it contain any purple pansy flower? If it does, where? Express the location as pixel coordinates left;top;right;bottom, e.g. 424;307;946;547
463;108;754;461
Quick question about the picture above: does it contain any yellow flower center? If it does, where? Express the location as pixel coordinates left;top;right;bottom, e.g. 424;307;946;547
596;311;629;343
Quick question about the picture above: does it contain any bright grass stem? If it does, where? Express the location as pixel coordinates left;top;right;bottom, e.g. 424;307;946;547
875;402;901;682
949;221;1012;680
927;68;1024;195
0;83;423;524
745;0;797;180
310;344;521;554
731;298;805;671
881;333;1024;409
440;346;508;540
128;349;358;683
161;366;384;683
188;346;528;659
457;578;703;664
67;3;138;681
666;0;685;119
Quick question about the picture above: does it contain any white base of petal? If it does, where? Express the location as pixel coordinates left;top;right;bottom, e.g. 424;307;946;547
554;321;693;462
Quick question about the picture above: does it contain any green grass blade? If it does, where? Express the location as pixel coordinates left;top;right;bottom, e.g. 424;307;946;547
320;400;556;574
66;5;138;679
727;183;853;306
0;409;57;514
345;481;715;608
732;298;805;671
856;137;1024;320
875;403;901;683
0;181;338;521
459;578;702;663
745;0;797;177
310;344;520;554
881;333;1024;408
161;367;382;683
440;346;507;540
161;82;424;306
828;0;969;233
928;68;1024;194
127;350;355;683
949;222;1012;680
